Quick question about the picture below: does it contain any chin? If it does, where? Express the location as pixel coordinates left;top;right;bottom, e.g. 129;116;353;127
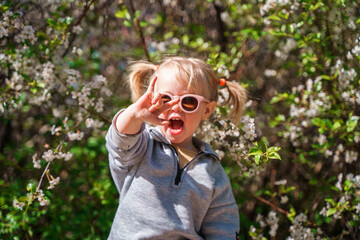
159;126;183;143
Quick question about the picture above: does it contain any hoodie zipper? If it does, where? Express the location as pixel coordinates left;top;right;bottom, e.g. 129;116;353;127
170;145;205;186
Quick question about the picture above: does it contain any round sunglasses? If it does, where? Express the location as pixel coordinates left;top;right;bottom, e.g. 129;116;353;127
158;92;210;113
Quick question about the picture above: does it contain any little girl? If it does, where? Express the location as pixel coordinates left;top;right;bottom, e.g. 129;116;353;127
105;56;246;239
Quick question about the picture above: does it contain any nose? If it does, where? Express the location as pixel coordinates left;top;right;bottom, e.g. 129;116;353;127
171;100;182;112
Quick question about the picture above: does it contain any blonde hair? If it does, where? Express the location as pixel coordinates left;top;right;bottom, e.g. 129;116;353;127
128;56;247;125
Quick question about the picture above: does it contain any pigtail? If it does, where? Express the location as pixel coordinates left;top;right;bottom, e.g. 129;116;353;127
222;80;247;125
128;61;157;102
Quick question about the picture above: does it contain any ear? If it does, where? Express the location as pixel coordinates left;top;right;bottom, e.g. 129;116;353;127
201;101;216;120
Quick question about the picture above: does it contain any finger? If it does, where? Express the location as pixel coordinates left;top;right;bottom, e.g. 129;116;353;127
157;97;180;113
151;118;169;126
148;104;160;113
149;98;163;113
146;75;158;94
159;119;170;125
151;92;161;105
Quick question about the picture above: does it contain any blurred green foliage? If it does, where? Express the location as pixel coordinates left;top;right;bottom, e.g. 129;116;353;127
1;0;360;239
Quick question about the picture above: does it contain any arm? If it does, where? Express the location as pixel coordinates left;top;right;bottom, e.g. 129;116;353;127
200;171;240;239
106;75;179;169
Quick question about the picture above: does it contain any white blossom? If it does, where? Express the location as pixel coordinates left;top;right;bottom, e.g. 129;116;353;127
66;75;77;87
94;97;104;112
32;153;41;169
335;173;343;190
15;25;36;44
36;190;49;206
42;149;56;162
65;69;81;78
356;204;360;214
81;86;91;96
345;150;358;164
13;199;25;210
68;130;84;141
42;61;55;84
85;118;94;128
241;116;257;141
51;125;62;135
266;211;279;237
275;179;287;185
264;69;277;77
281;195;289;204
48;176;60;189
90;75;107;89
72;25;83;34
317;134;327;145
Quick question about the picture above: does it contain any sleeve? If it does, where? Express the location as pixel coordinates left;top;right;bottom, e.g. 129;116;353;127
200;168;240;239
105;110;149;190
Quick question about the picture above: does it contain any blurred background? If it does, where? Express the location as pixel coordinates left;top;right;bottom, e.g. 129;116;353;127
1;0;360;239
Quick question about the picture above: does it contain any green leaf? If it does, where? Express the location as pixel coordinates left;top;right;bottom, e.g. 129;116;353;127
123;20;131;27
254;154;261;165
275;115;286;122
64;16;72;25
115;7;129;19
248;147;262;155
325;198;336;206
140;21;147;28
332;121;341;131
30;87;37;94
267;15;281;21
270;93;288;104
268;152;281;160
289;24;294;33
270;114;286;128
268;146;281;152
311;117;322;127
26;183;33;191
346;116;359;132
320;75;331;80
19;196;30;202
115;11;125;18
47;18;57;27
326;208;337;217
310;2;324;11
135;10;141;19
258;141;267;152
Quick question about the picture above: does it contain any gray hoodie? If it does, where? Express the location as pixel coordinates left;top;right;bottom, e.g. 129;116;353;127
105;112;240;240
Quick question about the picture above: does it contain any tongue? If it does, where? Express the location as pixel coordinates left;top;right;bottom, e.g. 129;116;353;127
171;120;183;129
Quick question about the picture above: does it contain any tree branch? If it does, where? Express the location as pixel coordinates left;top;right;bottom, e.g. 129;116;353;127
128;0;151;62
252;193;317;227
62;0;97;58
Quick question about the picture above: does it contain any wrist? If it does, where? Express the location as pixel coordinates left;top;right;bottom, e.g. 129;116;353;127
127;103;143;123
115;104;143;134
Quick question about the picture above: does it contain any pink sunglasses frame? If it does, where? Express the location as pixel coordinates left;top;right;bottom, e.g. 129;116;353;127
158;92;211;113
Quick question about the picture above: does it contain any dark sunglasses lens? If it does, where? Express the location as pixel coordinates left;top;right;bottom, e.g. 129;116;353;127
161;95;171;103
182;97;198;111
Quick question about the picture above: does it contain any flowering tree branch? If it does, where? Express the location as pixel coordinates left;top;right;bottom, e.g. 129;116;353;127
62;0;97;58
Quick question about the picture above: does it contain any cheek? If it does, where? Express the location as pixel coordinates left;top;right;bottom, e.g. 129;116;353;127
186;113;203;126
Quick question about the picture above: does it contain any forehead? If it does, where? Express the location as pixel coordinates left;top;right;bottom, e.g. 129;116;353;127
154;64;203;94
155;72;190;95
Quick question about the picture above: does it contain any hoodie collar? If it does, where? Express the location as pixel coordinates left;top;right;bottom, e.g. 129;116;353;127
148;125;220;161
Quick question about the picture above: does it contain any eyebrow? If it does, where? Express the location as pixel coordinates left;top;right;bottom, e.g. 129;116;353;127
158;91;196;96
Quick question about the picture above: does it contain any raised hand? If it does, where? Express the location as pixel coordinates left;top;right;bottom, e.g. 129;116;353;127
133;75;179;126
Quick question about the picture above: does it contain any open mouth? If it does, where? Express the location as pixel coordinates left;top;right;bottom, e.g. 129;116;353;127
168;118;184;135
